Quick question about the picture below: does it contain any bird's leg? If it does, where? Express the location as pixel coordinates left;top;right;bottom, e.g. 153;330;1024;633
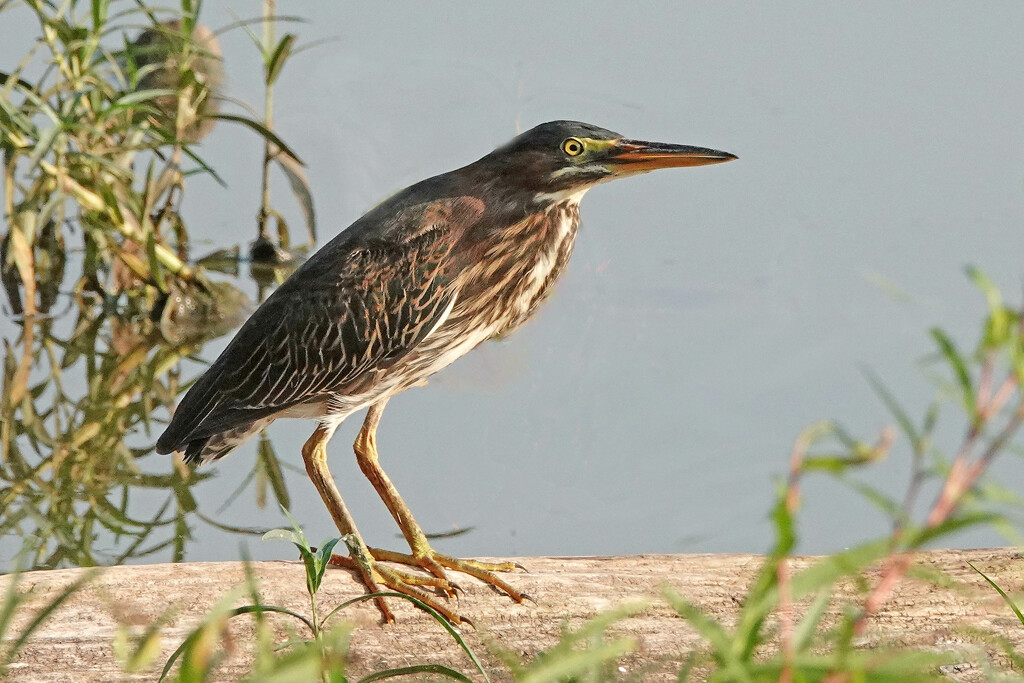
301;424;394;623
304;422;470;624
346;400;529;606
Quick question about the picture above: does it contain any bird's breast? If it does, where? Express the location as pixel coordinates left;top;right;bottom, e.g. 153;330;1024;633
372;199;581;396
456;199;581;338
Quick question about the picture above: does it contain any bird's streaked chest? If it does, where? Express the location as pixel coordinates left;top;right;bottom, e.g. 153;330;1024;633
461;198;581;335
371;198;580;396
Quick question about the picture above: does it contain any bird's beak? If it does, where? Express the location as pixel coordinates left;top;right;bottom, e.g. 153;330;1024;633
605;139;737;174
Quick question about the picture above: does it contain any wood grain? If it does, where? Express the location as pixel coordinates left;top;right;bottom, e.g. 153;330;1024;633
2;548;1022;681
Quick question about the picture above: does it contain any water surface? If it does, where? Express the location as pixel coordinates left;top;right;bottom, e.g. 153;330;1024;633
3;2;1024;571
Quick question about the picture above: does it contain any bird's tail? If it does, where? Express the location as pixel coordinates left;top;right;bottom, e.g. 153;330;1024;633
180;417;275;465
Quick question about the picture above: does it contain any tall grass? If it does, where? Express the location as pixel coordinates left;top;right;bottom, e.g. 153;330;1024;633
0;0;312;574
0;0;309;317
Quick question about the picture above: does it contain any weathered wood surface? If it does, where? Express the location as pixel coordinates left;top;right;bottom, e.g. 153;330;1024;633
2;548;1022;681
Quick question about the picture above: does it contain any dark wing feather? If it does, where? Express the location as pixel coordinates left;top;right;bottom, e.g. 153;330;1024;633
156;222;458;458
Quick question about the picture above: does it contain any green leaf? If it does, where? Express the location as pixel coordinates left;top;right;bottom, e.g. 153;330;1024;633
664;588;751;680
841;479;901;520
262;528;302;546
518;640;636;683
862;367;919;447
256;435;290;510
2;568;100;669
966;265;1010;348
929;327;976;419
790;538;892;599
792;588;832;653
279;505;310;550
320;592;491;682
160;584;248;682
311;537;341;594
902;512;1001;549
91;0;108;31
273;146;316;244
26;124;61;173
160;603;315;681
111;87;178;107
677;651;698;682
145;231;166;293
967;561;1024;627
266;33;295;85
358;665;474;682
211;113;304;165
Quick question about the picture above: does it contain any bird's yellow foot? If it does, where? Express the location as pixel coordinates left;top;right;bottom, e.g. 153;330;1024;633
327;545;529;625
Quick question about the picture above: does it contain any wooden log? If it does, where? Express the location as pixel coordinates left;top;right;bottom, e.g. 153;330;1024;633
2;548;1022;681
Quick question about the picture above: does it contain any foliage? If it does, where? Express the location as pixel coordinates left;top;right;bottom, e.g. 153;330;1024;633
239;0;317;255
0;0;312;575
158;511;488;683
0;288;291;571
668;267;1024;681
0;0;310;316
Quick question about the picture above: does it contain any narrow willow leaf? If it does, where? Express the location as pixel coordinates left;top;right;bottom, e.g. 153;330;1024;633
110;87;178;107
211;113;304;164
273;148;316;243
967;561;1024;627
319;592;491;682
90;0;107;30
25;124;61;173
929;327;976;418
518;640;636;683
861;367;919;447
965;266;1008;346
358;665;474;683
266;33;295;85
903;512;1001;549
3;568;100;667
789;538;892;600
664;588;746;675
792;588;832;652
841;479;901;520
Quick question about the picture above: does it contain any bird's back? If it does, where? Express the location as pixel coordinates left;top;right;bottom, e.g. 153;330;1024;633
158;139;590;465
157;174;483;463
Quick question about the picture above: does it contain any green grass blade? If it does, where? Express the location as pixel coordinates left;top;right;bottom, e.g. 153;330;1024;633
968;561;1024;627
211;113;304;165
518;640;635;683
357;664;474;682
266;33;295;85
861;367;919;446
929;327;976;419
664;587;750;680
792;588;832;652
320;592;490;683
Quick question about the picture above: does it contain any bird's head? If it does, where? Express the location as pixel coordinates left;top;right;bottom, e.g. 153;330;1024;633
479;120;736;202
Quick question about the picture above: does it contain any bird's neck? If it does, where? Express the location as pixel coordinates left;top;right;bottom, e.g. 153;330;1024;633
532;185;591;207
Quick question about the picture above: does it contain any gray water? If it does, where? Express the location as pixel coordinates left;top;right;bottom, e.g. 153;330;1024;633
3;2;1024;567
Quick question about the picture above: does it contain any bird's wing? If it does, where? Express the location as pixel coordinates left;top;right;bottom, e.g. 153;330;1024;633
156;200;478;457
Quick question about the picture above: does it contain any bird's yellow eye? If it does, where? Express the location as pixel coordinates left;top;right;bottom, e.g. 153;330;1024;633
562;137;584;156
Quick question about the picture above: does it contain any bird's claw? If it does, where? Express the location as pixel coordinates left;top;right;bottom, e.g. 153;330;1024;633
326;546;528;625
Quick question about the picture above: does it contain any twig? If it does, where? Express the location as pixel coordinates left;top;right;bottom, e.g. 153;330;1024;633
852;372;1022;636
778;426;814;683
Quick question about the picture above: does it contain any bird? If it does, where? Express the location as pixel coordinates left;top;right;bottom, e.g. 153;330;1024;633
157;120;736;624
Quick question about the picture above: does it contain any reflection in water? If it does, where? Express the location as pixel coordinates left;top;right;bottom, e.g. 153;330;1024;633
0;264;296;573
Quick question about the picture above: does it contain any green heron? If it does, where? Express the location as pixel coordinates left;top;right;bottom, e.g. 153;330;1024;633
157;121;735;624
